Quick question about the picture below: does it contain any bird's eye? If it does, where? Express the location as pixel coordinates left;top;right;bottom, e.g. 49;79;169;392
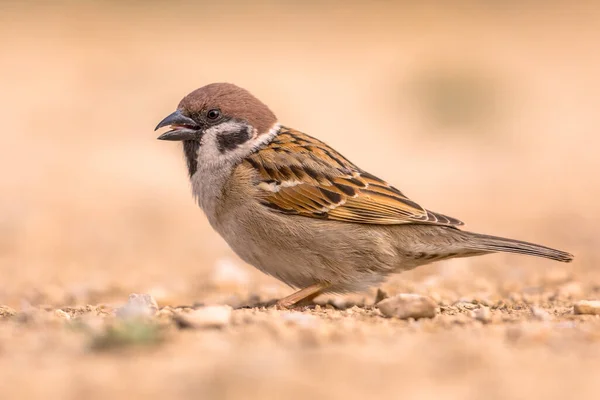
207;109;221;120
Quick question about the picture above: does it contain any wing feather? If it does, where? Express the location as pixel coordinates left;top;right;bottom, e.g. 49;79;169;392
244;127;464;227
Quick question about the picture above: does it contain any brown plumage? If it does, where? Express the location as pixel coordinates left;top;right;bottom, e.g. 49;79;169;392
178;83;277;134
245;127;463;226
156;83;574;308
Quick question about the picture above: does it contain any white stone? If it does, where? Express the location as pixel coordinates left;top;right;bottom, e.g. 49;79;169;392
530;307;552;321
473;307;492;323
54;309;71;320
116;293;159;319
574;300;600;315
377;294;437;319
174;305;232;329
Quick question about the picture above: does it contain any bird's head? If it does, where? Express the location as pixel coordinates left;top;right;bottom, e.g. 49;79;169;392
155;83;278;154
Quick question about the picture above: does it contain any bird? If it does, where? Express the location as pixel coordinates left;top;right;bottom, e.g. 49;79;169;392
155;83;573;308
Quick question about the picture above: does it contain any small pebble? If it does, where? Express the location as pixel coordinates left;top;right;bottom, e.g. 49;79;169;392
455;301;478;311
54;309;71;320
573;300;600;315
173;305;232;329
116;294;159;319
377;294;437;319
473;307;492;323
0;305;16;318
328;297;350;310
530;307;551;321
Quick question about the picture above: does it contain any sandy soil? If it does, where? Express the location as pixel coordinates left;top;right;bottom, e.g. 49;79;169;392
0;2;599;399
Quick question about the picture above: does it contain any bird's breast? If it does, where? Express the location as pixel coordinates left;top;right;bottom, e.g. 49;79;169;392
190;166;230;223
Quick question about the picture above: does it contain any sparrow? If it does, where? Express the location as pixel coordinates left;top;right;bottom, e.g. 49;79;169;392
155;83;573;308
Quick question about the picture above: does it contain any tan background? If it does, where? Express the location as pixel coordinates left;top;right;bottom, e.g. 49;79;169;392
0;1;599;399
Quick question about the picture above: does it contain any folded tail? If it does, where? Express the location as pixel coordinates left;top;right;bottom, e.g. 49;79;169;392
463;231;573;263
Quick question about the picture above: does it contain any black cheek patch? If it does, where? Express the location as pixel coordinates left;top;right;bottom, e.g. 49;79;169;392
217;128;251;153
183;140;200;177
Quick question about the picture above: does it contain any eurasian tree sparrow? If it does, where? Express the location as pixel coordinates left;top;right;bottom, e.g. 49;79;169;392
155;83;573;308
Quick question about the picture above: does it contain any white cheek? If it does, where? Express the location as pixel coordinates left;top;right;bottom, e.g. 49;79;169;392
197;132;224;164
197;121;249;166
196;122;281;170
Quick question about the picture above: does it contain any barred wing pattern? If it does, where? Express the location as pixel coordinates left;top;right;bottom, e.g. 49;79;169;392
243;127;463;227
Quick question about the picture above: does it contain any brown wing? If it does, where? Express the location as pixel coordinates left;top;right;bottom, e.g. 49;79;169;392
244;127;463;227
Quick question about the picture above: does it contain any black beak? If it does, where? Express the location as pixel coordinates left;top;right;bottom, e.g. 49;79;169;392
155;110;201;141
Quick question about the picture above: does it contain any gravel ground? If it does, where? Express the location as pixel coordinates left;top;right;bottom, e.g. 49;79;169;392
2;273;600;399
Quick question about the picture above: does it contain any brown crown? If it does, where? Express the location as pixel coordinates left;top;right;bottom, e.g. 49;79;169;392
178;83;277;134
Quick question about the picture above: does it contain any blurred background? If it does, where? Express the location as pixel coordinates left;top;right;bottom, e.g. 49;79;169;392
0;1;599;399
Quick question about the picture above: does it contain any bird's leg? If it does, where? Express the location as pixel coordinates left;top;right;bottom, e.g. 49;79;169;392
276;283;330;309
